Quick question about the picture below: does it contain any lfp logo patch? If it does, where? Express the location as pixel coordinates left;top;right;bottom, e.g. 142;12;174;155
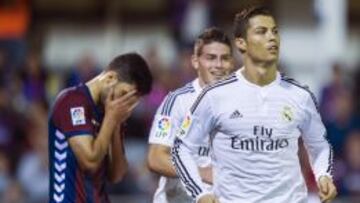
155;116;171;138
181;114;192;129
70;107;86;126
158;117;171;132
178;114;193;138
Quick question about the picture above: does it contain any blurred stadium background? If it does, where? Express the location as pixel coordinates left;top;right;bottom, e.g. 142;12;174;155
0;0;359;202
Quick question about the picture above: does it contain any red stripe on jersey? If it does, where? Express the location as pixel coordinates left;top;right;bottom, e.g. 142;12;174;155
75;168;86;203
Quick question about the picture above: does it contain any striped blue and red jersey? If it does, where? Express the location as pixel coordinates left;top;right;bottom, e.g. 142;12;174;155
48;84;110;203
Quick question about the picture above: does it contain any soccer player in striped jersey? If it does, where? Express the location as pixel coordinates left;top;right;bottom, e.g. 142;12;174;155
147;27;234;203
48;53;152;203
172;6;337;203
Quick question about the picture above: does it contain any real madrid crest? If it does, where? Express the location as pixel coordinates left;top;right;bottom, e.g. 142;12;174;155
281;106;293;122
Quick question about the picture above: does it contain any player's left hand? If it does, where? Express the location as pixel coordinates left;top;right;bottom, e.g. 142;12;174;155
318;175;337;203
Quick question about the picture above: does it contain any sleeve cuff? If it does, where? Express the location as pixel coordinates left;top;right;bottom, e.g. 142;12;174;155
195;191;213;203
148;139;172;147
65;130;92;138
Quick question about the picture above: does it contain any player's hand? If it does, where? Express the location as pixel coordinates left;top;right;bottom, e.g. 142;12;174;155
318;175;337;203
105;88;139;124
199;166;213;185
198;194;219;203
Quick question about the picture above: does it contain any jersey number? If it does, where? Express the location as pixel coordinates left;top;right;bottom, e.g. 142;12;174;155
198;147;210;156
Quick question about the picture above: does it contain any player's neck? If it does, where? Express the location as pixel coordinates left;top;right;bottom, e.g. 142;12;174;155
198;77;206;88
85;77;101;105
242;58;277;86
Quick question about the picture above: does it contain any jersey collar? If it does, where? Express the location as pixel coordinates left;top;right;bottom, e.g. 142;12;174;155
192;78;203;94
236;67;281;89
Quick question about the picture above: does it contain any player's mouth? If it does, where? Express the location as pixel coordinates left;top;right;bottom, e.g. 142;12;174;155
211;72;226;79
267;45;278;53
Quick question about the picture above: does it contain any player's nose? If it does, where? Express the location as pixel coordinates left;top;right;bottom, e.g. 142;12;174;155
215;58;224;69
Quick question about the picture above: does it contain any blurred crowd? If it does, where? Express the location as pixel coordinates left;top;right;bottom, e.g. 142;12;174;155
0;0;360;202
319;63;360;197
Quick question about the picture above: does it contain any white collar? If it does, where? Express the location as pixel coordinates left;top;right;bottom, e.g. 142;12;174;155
192;78;202;93
236;67;280;89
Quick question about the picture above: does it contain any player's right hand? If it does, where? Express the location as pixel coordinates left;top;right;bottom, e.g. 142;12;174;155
198;194;219;203
105;87;139;124
318;176;337;203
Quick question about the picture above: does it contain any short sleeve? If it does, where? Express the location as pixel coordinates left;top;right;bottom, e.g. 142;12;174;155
148;93;183;146
52;93;94;139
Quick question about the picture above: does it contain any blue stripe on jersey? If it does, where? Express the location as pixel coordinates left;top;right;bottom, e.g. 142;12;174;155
172;152;200;197
190;75;238;114
66;130;93;137
49;121;77;203
85;175;95;203
48;121;56;202
280;75;320;112
160;84;195;116
163;84;194;115
323;132;334;175
172;138;202;197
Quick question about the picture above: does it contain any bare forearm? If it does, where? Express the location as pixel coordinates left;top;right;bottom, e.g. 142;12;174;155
154;158;177;178
108;126;128;182
90;115;117;165
148;145;177;178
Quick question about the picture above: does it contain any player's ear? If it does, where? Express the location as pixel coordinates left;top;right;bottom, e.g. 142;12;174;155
235;37;247;53
191;54;199;70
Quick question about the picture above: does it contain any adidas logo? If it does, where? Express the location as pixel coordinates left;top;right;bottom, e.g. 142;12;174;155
230;110;243;119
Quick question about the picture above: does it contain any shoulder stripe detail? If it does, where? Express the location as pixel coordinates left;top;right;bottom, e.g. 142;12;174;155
323;133;334;175
161;85;193;115
281;75;320;112
190;75;238;114
160;85;194;116
172;138;203;198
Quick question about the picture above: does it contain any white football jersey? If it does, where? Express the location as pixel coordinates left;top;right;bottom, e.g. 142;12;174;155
149;79;211;203
172;69;333;203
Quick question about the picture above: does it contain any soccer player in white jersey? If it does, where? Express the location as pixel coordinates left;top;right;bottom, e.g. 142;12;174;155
147;27;234;203
172;6;337;203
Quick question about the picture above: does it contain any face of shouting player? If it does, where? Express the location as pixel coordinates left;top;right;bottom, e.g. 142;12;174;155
192;42;234;86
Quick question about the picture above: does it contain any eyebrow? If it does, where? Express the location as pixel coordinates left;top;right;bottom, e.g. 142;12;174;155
202;53;231;59
204;53;217;57
254;26;278;30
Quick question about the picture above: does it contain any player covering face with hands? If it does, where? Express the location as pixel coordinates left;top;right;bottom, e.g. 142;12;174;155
48;53;152;203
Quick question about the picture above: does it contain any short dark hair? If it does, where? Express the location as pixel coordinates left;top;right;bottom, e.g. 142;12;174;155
194;27;232;56
233;6;273;38
106;53;153;96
